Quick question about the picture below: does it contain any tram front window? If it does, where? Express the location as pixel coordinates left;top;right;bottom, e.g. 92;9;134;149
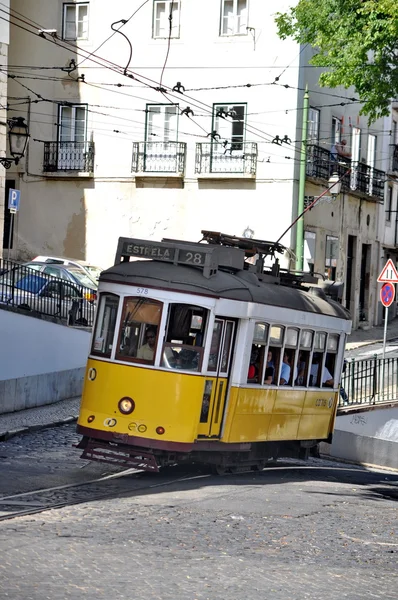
161;303;208;372
116;297;162;364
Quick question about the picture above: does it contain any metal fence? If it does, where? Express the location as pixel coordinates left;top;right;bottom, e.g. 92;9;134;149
0;259;96;327
43;141;95;172
339;356;398;407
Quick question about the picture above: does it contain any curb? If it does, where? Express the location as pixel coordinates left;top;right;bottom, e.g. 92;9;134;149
0;415;78;442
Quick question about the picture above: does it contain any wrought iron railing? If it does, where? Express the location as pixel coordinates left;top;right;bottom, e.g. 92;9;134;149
0;259;95;327
339;356;398;407
43;141;95;172
195;142;257;174
306;144;385;201
131;142;186;174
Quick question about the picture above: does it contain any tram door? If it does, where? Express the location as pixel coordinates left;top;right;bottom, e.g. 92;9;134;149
197;317;236;438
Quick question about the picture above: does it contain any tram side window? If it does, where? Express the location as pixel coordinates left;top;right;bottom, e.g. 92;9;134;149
268;325;284;384
91;293;119;357
161;304;208;372
310;331;328;387
281;328;299;386
324;333;339;387
296;329;314;386
247;322;269;383
116;297;163;364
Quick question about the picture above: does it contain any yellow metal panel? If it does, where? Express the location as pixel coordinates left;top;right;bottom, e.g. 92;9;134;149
78;359;205;443
302;391;337;414
233;387;276;414
228;414;272;442
267;415;300;440
297;415;332;439
273;389;305;414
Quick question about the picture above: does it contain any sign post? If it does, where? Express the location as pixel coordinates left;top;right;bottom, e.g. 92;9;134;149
377;259;398;359
7;188;20;259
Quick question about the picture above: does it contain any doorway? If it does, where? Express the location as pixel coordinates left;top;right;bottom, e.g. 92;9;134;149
197;317;236;438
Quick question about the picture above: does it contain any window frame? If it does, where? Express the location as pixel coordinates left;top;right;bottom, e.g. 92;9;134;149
152;0;181;39
115;296;163;366
62;2;89;41
220;0;249;36
58;103;88;144
308;107;320;143
91;293;120;358
145;103;179;143
212;103;247;151
325;235;339;281
386;186;393;223
161;302;209;373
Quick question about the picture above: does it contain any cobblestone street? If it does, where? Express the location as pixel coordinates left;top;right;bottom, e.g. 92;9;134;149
0;425;397;599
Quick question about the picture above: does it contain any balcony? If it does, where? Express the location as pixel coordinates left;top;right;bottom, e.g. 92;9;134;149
306;144;385;202
195;142;257;176
131;142;186;175
43;141;94;173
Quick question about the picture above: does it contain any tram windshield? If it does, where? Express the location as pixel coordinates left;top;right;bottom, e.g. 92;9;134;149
161;304;208;372
116;297;162;364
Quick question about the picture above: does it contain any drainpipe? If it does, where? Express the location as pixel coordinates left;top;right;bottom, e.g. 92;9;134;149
296;85;309;271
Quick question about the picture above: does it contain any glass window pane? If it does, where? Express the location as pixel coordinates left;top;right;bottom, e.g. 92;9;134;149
208;320;223;371
60;106;72;141
237;0;247;33
161;345;201;372
253;322;268;343
116;297;162;364
270;325;284;345
300;330;313;349
286;328;298;347
77;5;88;39
315;331;326;351
327;334;339;352
64;5;76;39
222;0;234;34
221;321;234;372
92;294;119;357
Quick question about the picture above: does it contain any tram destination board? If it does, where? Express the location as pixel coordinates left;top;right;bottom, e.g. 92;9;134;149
115;237;225;277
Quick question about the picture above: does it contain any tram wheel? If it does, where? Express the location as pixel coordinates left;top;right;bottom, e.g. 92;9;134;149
212;465;228;476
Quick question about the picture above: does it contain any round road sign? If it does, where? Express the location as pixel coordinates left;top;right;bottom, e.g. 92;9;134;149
380;282;395;308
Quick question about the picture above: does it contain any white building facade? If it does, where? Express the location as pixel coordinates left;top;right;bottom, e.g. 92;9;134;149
3;0;394;329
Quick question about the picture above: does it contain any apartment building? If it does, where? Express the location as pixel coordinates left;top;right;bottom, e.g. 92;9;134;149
3;0;394;329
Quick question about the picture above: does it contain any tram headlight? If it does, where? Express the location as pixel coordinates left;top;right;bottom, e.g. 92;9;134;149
118;397;135;415
156;426;165;435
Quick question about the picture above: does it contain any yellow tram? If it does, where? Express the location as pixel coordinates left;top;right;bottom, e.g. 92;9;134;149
76;232;351;473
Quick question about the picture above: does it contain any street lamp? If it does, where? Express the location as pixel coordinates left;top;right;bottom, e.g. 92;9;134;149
328;172;342;197
0;117;29;169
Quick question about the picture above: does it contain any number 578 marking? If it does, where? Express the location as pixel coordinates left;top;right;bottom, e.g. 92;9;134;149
136;288;148;294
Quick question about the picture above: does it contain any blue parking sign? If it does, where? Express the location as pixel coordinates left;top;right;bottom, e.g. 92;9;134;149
8;188;20;212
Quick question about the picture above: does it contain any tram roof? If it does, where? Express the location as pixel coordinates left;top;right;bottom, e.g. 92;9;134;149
101;260;350;321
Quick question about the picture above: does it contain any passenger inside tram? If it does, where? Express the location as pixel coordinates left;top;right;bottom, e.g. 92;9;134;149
264;350;274;384
137;326;157;360
310;354;334;387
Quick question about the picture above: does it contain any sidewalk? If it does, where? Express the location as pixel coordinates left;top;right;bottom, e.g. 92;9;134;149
2;319;398;441
346;316;398;350
0;396;81;442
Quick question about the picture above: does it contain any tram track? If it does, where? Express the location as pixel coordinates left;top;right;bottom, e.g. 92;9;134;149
0;465;211;522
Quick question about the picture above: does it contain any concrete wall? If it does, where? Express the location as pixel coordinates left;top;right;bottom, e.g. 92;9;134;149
321;404;398;469
0;308;91;413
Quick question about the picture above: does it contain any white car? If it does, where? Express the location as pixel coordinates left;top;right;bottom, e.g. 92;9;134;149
32;255;103;282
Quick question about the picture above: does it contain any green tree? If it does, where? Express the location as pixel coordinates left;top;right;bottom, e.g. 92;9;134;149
275;0;398;122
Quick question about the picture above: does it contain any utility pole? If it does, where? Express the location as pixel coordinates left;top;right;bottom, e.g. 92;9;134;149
296;85;309;271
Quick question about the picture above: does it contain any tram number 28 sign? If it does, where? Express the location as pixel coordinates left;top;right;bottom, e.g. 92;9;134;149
380;282;395;308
